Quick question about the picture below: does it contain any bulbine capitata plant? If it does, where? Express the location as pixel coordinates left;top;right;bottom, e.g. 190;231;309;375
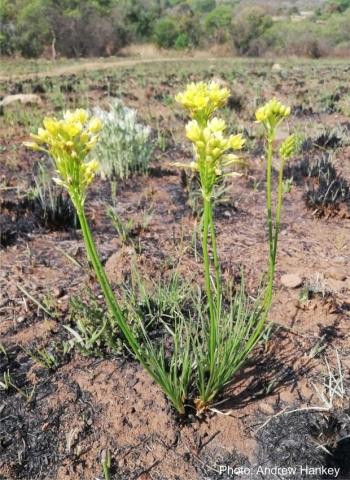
25;109;192;415
175;84;298;412
25;89;298;416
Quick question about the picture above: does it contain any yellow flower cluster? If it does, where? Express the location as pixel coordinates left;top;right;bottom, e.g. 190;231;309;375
24;109;102;204
175;81;230;121
175;82;244;195
255;99;291;130
185;117;244;175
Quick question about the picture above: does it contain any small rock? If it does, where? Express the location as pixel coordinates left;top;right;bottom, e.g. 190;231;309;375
259;402;275;415
17;315;26;323
281;273;303;289
272;63;282;72
326;267;346;281
333;256;347;266
53;286;65;298
0;94;42;107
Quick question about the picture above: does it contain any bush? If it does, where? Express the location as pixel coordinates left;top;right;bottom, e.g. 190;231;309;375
50;5;129;57
92;100;153;180
0;0;17;55
189;0;216;13
231;6;273;55
205;5;232;33
174;32;189;49
15;0;51;57
153;17;179;48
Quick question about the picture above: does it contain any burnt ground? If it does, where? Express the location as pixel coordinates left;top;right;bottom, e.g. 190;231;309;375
0;58;350;480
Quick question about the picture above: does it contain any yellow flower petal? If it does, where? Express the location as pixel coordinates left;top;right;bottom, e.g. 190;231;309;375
88;117;103;134
185;120;202;142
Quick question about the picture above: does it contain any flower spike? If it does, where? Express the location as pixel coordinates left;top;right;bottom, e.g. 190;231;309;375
24;109;103;207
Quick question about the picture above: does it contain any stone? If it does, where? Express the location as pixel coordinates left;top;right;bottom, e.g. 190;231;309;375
259;402;275;415
281;273;303;289
326;267;346;281
272;63;282;72
333;256;348;266
0;94;42;107
53;286;65;298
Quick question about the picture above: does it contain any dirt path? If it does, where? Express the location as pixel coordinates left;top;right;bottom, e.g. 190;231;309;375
0;56;221;81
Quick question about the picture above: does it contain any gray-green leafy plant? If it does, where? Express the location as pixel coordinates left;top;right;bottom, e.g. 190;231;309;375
92;100;153;180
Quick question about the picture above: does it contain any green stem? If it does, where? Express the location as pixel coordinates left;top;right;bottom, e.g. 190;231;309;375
264;131;275;308
272;158;285;266
266;133;274;273
75;203;141;358
202;196;216;370
74;199;187;414
208;205;221;316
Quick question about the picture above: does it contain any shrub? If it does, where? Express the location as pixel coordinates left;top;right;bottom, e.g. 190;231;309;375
174;32;189;49
153;17;179;48
92;100;153;180
190;0;216;13
205;5;232;34
231;6;273;55
15;0;51;57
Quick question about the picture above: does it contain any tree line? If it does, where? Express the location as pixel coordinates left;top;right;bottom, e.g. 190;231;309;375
1;0;349;58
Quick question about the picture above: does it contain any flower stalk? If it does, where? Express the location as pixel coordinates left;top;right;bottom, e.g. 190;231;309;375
25;92;299;416
25;109;192;415
176;87;296;412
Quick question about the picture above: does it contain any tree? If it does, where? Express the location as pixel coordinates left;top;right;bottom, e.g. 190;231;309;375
153;17;179;47
16;0;51;57
190;0;216;13
231;6;273;55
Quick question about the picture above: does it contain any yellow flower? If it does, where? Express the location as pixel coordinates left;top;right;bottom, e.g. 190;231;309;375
229;134;245;150
88;117;103;134
62;122;83;137
207;117;226;133
24;109;103;203
174;83;245;193
82;159;100;186
255;99;291;129
43;117;60;135
176;81;230;120
186;120;202;142
64;109;89;124
175;117;245;188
